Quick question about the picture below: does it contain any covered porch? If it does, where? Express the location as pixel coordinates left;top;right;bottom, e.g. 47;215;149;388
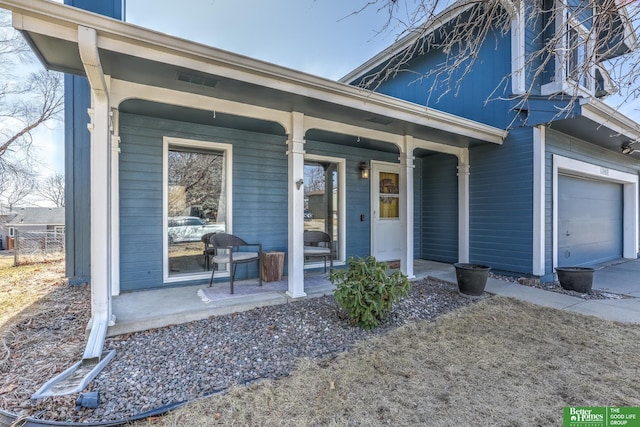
107;260;457;336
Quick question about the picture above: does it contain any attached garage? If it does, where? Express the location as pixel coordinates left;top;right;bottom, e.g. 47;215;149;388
553;155;639;271
558;174;623;266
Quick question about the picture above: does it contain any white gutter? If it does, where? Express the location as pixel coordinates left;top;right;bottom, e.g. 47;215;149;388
579;97;640;143
77;25;113;364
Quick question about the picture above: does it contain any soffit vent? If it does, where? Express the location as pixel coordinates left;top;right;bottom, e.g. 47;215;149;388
177;71;219;88
365;116;394;126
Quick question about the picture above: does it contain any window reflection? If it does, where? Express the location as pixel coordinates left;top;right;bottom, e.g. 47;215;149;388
304;160;339;262
167;147;226;277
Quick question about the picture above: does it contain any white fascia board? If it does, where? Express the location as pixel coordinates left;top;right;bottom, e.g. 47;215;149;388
580;98;640;142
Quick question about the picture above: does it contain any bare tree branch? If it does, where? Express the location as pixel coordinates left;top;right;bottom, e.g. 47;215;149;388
0;9;63;173
37;172;65;207
349;0;640;128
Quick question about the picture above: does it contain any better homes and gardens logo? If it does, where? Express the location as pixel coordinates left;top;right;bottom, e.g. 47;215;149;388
564;407;640;427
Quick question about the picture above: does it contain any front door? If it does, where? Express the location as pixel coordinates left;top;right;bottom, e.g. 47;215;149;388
371;161;402;262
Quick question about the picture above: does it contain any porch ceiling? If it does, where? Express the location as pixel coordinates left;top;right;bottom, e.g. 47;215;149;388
4;0;505;148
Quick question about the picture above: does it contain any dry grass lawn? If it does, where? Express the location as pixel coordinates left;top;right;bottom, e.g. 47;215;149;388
133;297;640;427
0;258;67;329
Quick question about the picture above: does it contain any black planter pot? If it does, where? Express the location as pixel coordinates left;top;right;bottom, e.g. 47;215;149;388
555;267;595;293
453;263;491;296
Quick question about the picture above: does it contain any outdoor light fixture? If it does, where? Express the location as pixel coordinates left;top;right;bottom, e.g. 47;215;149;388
621;141;639;155
359;161;370;179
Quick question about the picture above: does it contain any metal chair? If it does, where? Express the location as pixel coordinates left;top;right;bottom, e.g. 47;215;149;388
201;232;217;271
208;233;262;294
303;230;333;273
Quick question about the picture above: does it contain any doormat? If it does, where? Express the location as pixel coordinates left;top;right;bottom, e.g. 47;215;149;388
387;260;401;269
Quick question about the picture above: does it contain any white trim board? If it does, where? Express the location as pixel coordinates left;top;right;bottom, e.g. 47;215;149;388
552;154;639;269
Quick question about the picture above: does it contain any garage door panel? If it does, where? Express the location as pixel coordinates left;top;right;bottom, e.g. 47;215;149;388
558;175;622;267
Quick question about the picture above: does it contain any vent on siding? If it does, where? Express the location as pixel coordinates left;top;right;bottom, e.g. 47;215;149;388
365;116;393;126
177;71;219;88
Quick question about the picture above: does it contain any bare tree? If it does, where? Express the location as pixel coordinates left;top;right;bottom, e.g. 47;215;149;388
0;9;63;174
167;150;224;219
1;168;35;211
37;172;65;207
349;0;640;126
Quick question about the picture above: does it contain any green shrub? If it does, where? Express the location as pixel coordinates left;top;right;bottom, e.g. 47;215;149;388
330;256;411;329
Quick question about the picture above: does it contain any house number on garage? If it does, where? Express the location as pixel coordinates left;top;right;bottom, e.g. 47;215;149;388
600;167;610;176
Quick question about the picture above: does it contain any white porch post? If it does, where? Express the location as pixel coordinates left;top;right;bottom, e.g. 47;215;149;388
287;112;307;298
400;136;415;278
110;107;120;296
457;150;470;263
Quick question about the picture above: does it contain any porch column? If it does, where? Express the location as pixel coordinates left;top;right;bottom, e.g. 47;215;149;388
287;112;306;298
457;150;470;263
399;136;415;278
111;108;121;296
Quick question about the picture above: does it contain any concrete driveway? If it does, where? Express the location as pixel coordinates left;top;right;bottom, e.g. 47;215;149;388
592;258;640;297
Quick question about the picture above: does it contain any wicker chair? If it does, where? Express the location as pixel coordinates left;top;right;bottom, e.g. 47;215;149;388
208;233;262;294
303;230;333;273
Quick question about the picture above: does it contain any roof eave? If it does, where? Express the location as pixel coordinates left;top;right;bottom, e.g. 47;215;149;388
579;97;640;142
1;0;505;145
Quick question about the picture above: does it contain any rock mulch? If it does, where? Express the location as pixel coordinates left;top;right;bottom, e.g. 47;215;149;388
1;278;472;423
489;272;634;300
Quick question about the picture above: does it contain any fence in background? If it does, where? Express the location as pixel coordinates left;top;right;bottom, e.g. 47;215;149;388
14;230;65;266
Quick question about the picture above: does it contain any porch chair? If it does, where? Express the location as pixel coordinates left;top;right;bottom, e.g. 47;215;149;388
208;233;262;294
201;232;217;271
303;230;333;273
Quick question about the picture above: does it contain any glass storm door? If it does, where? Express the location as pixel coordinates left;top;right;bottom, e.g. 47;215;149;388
371;162;402;262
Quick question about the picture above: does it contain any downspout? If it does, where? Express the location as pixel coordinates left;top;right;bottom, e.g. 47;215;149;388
31;25;115;400
78;25;113;365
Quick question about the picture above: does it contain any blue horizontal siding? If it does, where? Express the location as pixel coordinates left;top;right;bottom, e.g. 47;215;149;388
420;153;459;263
470;127;534;274
119;113;289;291
374;23;514;129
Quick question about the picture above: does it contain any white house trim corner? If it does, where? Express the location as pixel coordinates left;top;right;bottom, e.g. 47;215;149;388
532;126;545;276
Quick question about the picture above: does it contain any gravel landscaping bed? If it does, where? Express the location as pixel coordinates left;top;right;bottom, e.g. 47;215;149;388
489;272;634;300
1;277;473;423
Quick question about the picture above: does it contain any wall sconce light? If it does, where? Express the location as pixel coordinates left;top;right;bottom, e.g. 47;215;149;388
621;141;639;155
359;161;370;179
296;179;304;190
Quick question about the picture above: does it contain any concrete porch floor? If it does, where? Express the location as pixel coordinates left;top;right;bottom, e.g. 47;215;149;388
108;260;454;336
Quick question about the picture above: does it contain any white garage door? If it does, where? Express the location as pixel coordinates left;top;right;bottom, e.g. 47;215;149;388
558;174;623;267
